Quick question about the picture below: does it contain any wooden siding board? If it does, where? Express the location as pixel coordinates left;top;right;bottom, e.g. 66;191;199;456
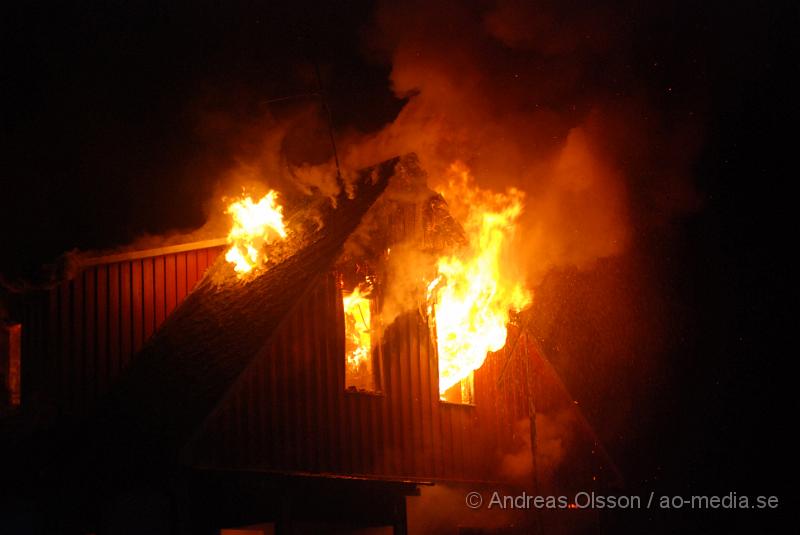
386;317;401;475
267;328;278;469
399;315;414;475
304;305;316;471
311;281;328;472
154;255;166;328
142;257;155;339
323;275;338;472
290;306;304;470
186;251;198;291
333;281;347;474
379;340;392;475
176;253;188;303
359;393;372;474
120;262;133;366
70;274;83;413
165;254;177;317
84;269;96;406
196;248;208;276
276;328;290;470
96;265;108;394
47;287;59;399
409;315;423;476
108;263;120;379
417;318;434;476
131;260;143;354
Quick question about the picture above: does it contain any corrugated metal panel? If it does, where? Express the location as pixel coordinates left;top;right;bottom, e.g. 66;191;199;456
187;271;533;483
20;244;224;414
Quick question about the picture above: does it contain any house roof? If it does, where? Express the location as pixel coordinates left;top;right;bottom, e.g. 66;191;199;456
85;156;400;478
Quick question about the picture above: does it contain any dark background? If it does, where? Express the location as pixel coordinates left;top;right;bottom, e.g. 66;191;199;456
2;1;796;532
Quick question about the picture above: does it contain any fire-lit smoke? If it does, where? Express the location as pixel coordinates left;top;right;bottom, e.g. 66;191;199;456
428;162;531;394
343;0;699;283
224;191;287;275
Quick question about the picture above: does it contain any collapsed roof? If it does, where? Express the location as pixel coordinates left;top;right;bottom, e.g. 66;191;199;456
82;155;410;478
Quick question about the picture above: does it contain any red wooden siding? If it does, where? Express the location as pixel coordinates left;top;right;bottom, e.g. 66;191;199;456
186;272;534;483
20;244;224;415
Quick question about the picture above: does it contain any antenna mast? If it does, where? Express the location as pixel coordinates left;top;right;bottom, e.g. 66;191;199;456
314;61;344;190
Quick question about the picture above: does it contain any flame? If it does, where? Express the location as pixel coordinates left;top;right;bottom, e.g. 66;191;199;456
430;163;531;396
344;283;378;391
343;283;373;373
224;191;287;275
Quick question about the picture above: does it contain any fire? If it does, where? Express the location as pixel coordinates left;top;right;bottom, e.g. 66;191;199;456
224;191;287;275
343;283;375;390
429;163;531;396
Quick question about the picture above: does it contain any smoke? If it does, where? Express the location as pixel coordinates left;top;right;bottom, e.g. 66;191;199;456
379;243;438;326
498;411;578;489
407;484;529;535
343;0;701;284
192;94;342;209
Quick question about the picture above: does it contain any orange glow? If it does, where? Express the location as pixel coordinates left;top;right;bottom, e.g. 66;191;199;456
343;283;375;390
224;191;287;276
429;163;531;396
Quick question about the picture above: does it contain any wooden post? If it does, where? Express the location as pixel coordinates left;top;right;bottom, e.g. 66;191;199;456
523;333;544;535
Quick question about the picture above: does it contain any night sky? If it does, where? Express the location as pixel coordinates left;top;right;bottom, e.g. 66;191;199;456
2;1;796;532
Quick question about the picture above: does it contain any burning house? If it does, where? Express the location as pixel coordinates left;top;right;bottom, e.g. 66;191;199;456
1;155;614;534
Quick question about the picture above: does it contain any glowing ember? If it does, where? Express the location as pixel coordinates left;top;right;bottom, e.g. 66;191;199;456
429;163;531;396
224;191;287;275
343;283;373;373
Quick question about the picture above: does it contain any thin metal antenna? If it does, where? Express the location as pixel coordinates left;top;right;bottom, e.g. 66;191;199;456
313;60;344;189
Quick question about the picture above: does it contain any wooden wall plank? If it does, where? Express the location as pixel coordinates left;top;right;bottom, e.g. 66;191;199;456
302;297;318;472
142;257;155;340
131;260;143;354
266;326;278;469
289;307;304;470
409;315;423;476
108;263;120;379
176;253;188;302
71;274;83;413
418;317;434;476
333;277;347;474
154;255;166;328
120;262;133;366
24;241;532;483
398;315;413;475
323;274;338;473
312;281;329;472
47;288;59;398
83;269;96;406
196;249;208;276
186;251;198;290
96;265;108;394
165;254;177;317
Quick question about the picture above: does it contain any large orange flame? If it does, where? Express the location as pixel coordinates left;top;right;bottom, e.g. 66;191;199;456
429;163;531;396
343;283;375;390
224;191;287;276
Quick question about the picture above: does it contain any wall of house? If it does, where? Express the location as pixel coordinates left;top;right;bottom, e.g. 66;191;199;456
185;272;535;484
18;244;224;415
16;192;538;485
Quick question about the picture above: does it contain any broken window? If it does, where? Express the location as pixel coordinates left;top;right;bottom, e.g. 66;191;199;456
440;372;475;405
426;293;476;405
342;279;382;393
